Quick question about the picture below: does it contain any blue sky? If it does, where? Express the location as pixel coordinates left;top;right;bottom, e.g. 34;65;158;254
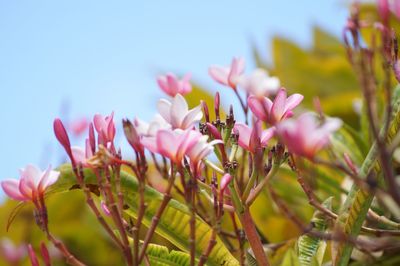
0;1;349;189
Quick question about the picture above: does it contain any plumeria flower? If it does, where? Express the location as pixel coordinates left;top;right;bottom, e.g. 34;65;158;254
70;139;93;167
0;238;26;264
69;117;89;137
276;113;342;159
209;57;245;89
238;69;280;97
186;130;223;174
157;94;203;130
1;165;60;202
233;121;275;154
248;88;303;125
93;112;116;145
157;73;192;97
141;129;201;164
123;115;171;153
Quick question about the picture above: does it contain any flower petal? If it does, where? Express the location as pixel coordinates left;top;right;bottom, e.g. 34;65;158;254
157;99;172;123
171;94;189;128
208;66;229;85
182;105;203;129
270;88;287;123
1;180;26;201
233;123;252;151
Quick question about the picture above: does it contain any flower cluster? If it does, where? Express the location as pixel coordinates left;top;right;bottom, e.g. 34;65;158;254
1;56;343;266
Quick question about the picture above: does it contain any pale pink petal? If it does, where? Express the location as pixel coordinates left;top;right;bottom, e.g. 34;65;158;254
171;94;189;128
157;76;170;95
182;105;203;129
284;94;304;113
260;127;275;147
166;74;179;93
38;167;60;192
71;147;87;165
270;88;287;123
93;114;106;133
21;165;42;187
156;130;179;161
141;136;158;154
157;99;172;123
1;180;26;201
208;66;229;85
181;73;192;94
248;96;268;121
18;178;33;200
233;123;252;151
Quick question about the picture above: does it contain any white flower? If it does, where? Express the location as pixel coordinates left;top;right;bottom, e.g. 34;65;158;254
157;94;203;129
239;69;280;97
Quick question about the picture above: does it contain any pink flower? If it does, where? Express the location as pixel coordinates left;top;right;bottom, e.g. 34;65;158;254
276;113;342;159
233;121;275;153
69;117;89;137
123;115;170;153
71;139;93;167
93;112;116;144
1;165;59;202
248;88;303;125
238;69;280;97
186;131;223;173
141;129;201;164
209;57;245;89
157;73;192;97
0;238;26;264
157;94;203;129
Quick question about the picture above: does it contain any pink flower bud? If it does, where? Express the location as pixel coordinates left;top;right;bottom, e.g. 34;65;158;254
40;242;51;266
220;174;233;194
27;245;39;266
54;118;73;159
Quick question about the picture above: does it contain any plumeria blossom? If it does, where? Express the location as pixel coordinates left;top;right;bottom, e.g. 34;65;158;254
238;69;280;97
0;238;26;264
141;129;201;163
93;112;116;145
209;57;245;89
157;93;203;129
69;117;89;137
276;113;342;159
1;165;60;202
157;72;192;97
233;121;275;154
186;130;223;174
248;88;304;125
70;139;94;167
123;115;171;153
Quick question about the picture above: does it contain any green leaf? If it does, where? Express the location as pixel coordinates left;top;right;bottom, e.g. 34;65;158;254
297;198;331;266
50;164;239;266
334;90;400;266
145;243;191;266
281;248;300;266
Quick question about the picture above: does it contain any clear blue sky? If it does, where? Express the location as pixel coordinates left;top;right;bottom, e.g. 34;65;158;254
0;1;349;191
